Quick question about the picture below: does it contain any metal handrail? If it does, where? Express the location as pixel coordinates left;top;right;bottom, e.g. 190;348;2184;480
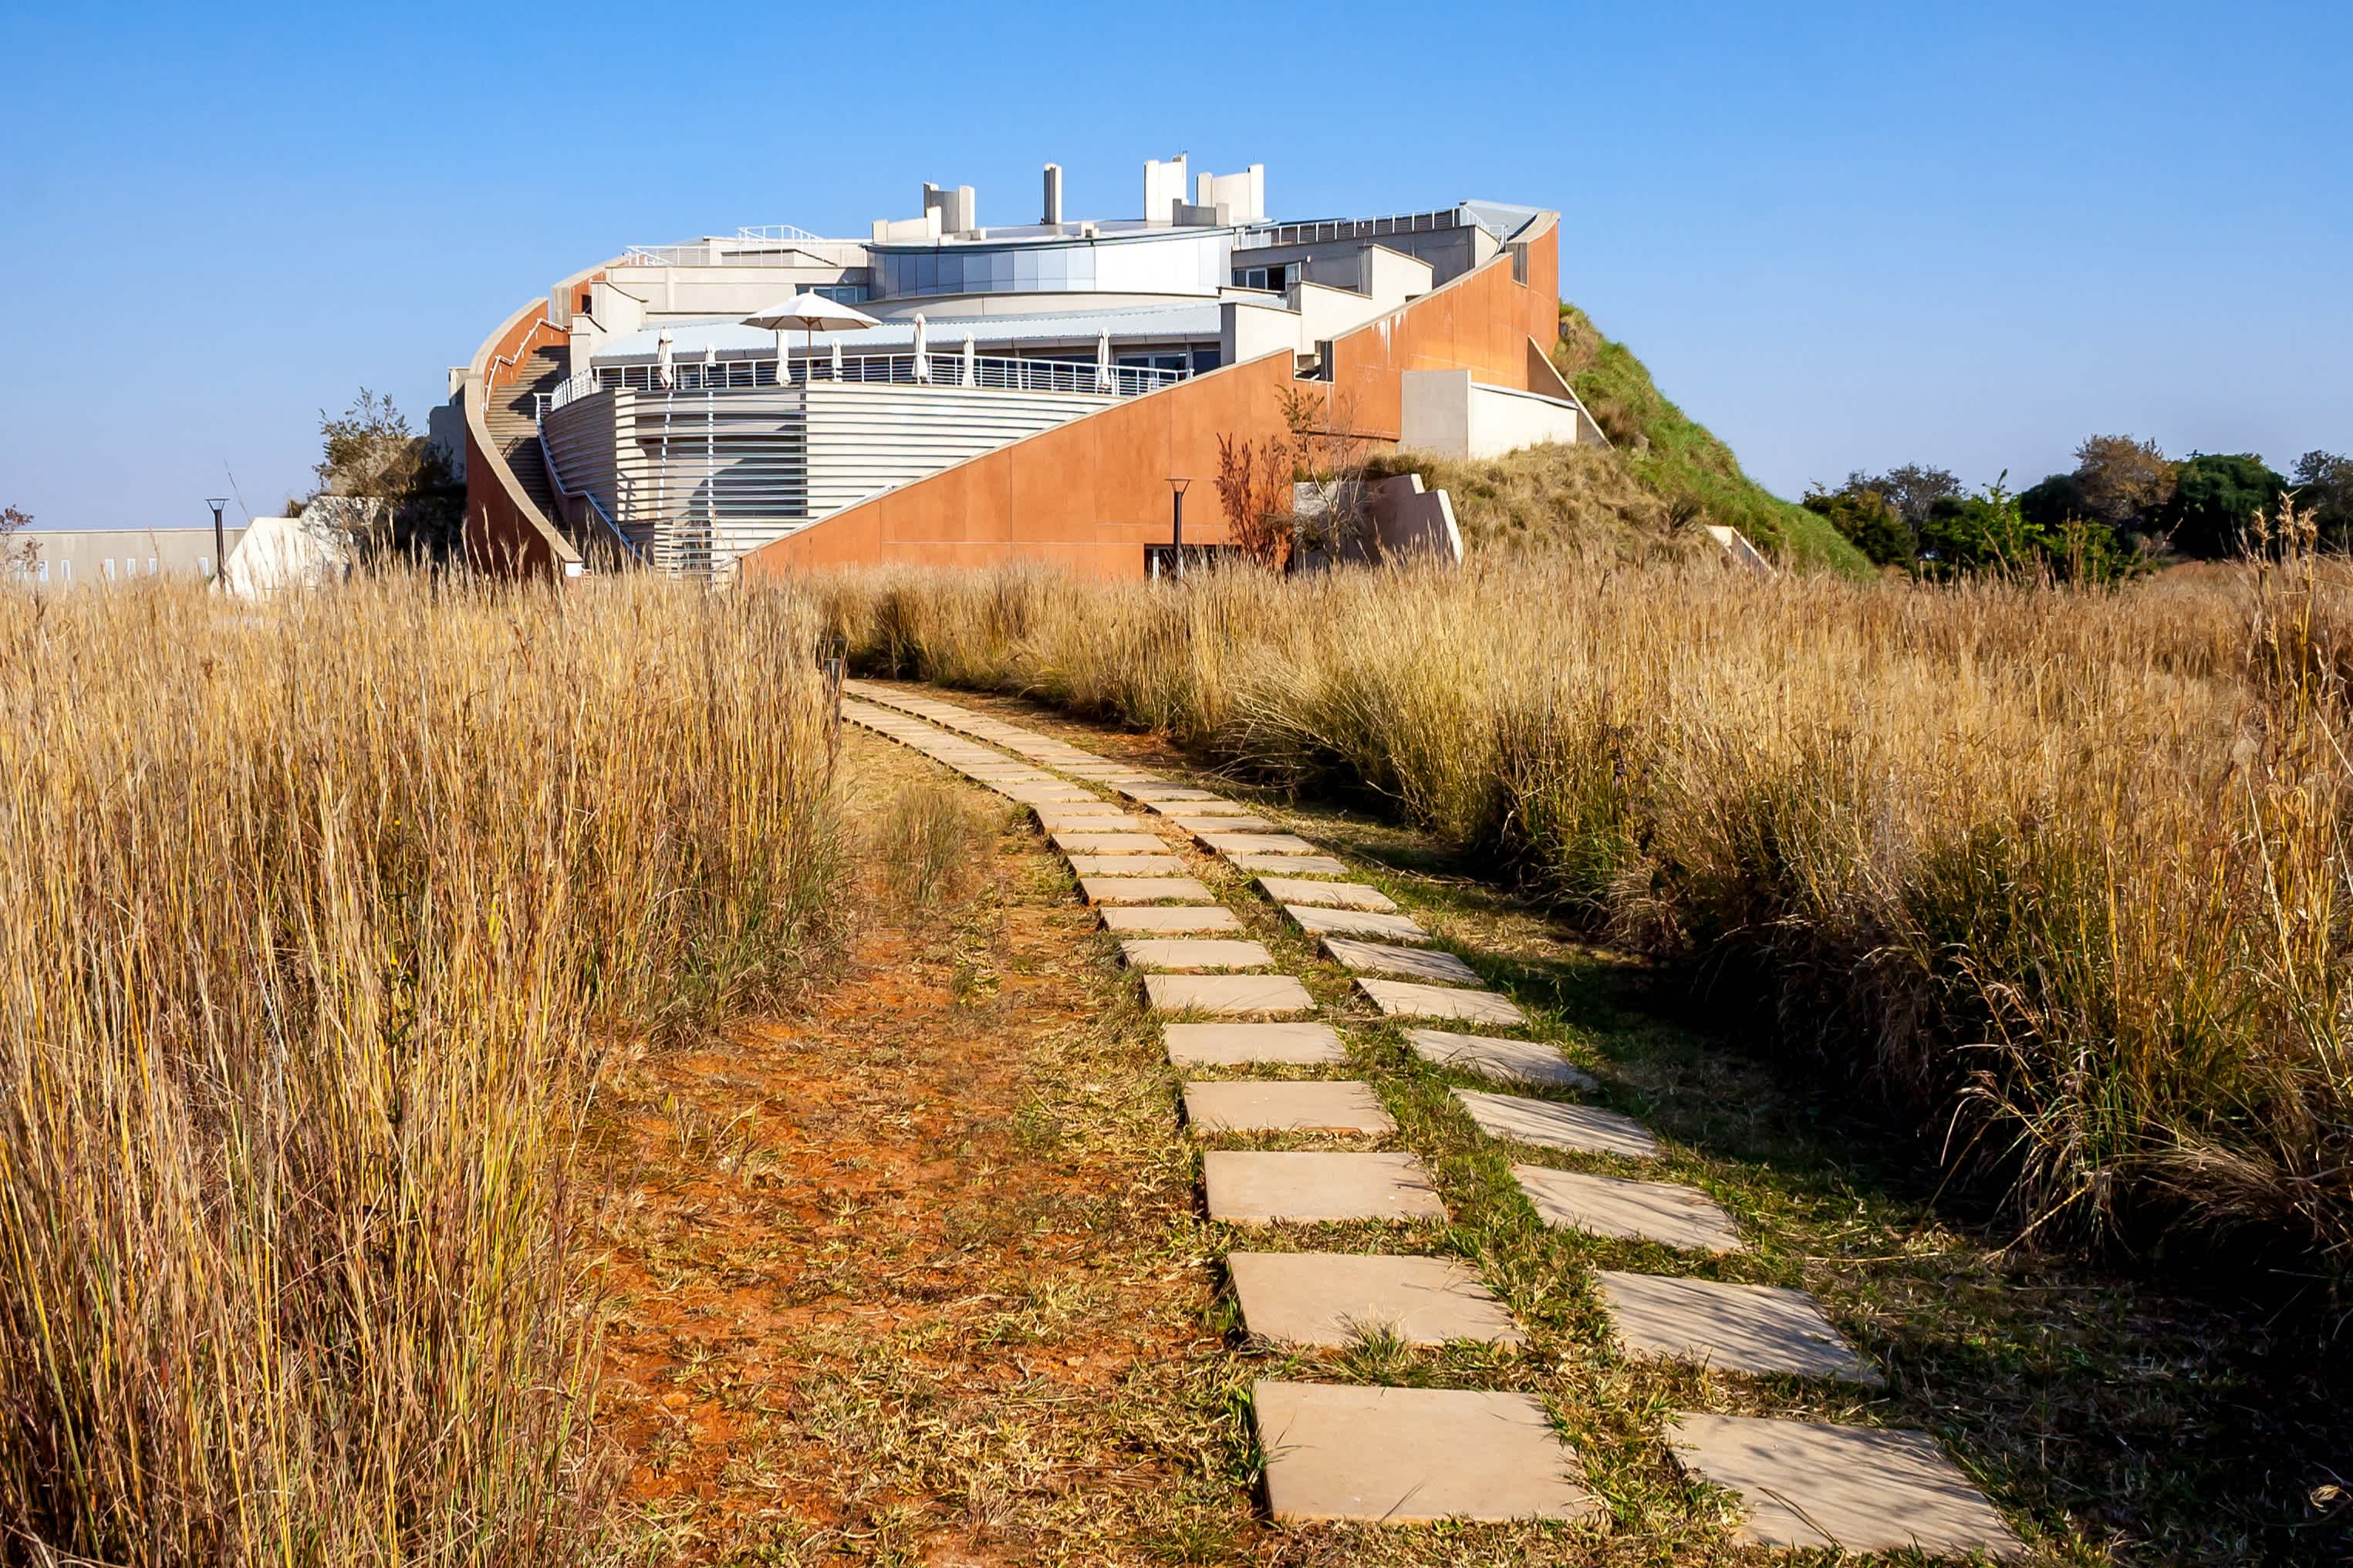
1234;207;1463;251
549;352;1185;410
536;414;644;565
735;224;823;243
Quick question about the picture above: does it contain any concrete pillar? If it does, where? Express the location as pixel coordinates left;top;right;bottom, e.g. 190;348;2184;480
1042;163;1063;225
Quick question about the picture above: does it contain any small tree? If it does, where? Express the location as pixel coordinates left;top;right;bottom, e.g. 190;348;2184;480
2291;450;2353;551
1852;463;1962;531
1278;385;1377;558
301;389;464;561
1803;481;1914;569
2072;433;2177;530
1215;433;1292;570
1;504;35;576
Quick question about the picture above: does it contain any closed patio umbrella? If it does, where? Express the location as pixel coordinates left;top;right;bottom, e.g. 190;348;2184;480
960;333;977;387
912;312;930;382
657;329;675;389
743;292;882;386
1095;329;1113;393
702;342;717;386
831;339;844;379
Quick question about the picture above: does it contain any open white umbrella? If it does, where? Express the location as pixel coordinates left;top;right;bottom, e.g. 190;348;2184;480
911;312;930;383
960;333;977;388
1095;329;1113;393
657;329;675;390
743;292;881;386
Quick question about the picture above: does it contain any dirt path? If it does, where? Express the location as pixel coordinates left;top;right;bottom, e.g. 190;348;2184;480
585;732;1238;1564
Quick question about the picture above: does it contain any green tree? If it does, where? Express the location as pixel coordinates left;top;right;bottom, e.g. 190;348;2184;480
1853;463;1961;530
1802;481;1914;568
1917;474;2138;585
2291;450;2353;551
2161;453;2288;558
302;389;464;561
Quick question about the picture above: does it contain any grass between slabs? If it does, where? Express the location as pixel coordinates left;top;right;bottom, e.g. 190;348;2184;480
839;681;2353;1567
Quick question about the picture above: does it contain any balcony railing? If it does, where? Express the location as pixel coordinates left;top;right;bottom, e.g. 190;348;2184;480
1234;207;1464;250
548;352;1186;411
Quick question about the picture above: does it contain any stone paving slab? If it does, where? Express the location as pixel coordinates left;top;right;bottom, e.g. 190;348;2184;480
1668;1415;2023;1558
1592;1272;1879;1384
1204;1152;1447;1223
1066;855;1188;876
1228;1253;1522;1347
1203;832;1322;856
1406;1029;1598;1089
1146;797;1254;816
1100;905;1243;933
1164;1022;1349;1066
1176;814;1280;834
1321;937;1480;986
1120;939;1274;972
1252;1382;1595;1523
1453;1090;1658;1158
1284;904;1429;942
1079;875;1216;905
1146;973;1316;1017
1513;1165;1747;1253
1258;877;1398;912
1051;831;1170;855
1234;853;1351;875
1183;1080;1395;1135
1359;979;1527;1025
1031;806;1129;829
1118;784;1221;803
1000;784;1101;804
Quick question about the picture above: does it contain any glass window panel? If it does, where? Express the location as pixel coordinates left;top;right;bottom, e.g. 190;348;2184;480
1040;247;1065;288
1015;249;1039;288
939;253;963;293
990;251;1013;288
916;253;937;292
1068;247;1094;290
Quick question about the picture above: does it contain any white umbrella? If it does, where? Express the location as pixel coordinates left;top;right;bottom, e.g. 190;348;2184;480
701;342;717;387
912;312;930;383
1095;329;1113;393
830;339;844;380
743;292;882;386
657;329;675;389
774;328;793;383
960;333;977;388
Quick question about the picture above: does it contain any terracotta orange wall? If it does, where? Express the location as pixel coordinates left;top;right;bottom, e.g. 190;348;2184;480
463;267;609;577
738;214;1561;582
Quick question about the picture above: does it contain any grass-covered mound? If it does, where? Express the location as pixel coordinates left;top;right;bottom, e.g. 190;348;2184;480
1553;305;1870;575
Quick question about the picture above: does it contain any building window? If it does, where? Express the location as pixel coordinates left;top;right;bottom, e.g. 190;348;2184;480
103;558;115;580
1509;241;1529;285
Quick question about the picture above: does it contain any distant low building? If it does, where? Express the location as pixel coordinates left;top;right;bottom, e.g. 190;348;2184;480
8;527;245;588
453;156;1601;581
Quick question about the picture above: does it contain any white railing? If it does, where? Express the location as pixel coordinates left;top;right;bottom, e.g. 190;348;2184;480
554;352;1185;409
735;224;823;243
1234;207;1463;250
536;412;644;564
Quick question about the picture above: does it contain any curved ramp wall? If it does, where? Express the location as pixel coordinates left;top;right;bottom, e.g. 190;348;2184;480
461;261;610;576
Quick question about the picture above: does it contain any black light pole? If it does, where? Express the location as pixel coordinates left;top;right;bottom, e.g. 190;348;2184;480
1166;477;1192;582
204;497;228;585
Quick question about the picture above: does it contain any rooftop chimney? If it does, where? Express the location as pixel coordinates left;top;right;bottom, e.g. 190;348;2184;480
1041;163;1063;226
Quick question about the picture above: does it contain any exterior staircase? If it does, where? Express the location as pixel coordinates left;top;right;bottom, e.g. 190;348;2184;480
481;343;569;525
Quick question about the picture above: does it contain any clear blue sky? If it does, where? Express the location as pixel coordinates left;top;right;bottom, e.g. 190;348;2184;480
4;0;2346;528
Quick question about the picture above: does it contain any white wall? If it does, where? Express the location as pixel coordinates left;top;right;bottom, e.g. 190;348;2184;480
1399;370;1589;459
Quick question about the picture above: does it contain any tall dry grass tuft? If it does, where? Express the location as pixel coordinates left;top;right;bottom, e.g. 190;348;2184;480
809;545;2353;1273
0;573;842;1563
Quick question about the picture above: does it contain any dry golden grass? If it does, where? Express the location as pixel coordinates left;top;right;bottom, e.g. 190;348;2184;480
809;541;2353;1276
0;574;842;1563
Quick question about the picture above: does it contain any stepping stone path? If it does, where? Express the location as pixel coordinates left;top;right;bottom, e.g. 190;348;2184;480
1453;1088;1659;1157
1099;905;1242;933
1357;976;1526;1025
1282;903;1430;942
1183;1080;1394;1135
1204;1152;1447;1223
1252;1383;1597;1523
1406;1027;1599;1089
839;682;2023;1553
1120;938;1274;971
1228;1252;1523;1347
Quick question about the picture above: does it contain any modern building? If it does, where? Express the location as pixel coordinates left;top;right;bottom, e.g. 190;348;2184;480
8;527;245;588
454;158;1597;579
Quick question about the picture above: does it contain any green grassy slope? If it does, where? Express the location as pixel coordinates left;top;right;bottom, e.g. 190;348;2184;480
1554;305;1871;576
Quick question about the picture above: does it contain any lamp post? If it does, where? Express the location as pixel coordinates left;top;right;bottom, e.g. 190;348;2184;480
1166;477;1192;582
204;497;228;585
